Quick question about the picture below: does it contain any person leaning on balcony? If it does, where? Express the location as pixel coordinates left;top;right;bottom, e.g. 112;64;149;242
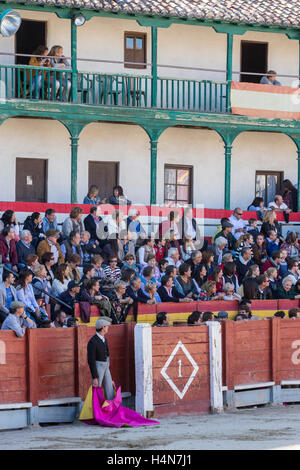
260;70;281;86
83;185;106;205
108;185;132;206
48;45;71;101
27;45;51;97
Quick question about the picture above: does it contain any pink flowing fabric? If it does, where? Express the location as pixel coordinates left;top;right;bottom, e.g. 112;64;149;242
83;385;160;428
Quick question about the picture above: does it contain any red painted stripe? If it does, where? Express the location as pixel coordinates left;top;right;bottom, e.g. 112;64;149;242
232;106;300;120
231;81;300;95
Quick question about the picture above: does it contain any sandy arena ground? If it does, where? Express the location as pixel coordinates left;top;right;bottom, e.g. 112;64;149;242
0;404;300;451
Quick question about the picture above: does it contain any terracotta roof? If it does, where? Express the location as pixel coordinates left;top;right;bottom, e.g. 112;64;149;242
24;0;300;29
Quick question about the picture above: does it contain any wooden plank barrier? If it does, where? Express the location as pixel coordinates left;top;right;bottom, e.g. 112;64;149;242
0;324;135;429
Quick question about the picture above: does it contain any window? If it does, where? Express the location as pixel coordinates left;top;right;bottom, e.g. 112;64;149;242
124;32;146;69
255;171;283;206
164;165;193;206
241;41;268;83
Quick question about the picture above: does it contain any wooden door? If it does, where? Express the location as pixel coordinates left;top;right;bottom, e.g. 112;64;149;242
16;158;47;202
88;161;119;201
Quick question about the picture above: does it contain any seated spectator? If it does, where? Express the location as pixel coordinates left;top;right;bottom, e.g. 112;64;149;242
288;308;300;319
208;266;224;293
108;210;126;236
158;258;168;279
202;311;214;323
182;206;201;242
235;247;254;284
144;281;161;304
42;208;58;234
121;253;139;276
247;218;260;242
234;313;248;322
83;206;105;244
217;311;229;322
260;70;281;86
101;234;120;266
16;269;48;324
212;217;230;244
285;258;300;285
273;310;285;319
229;208;247;241
254;274;273;300
261;250;282;275
241;264;260;299
280;232;300;259
23;212;45;248
1;300;35;336
109;185;131;206
157;210;181;241
136;238;156;268
173;263;199;301
164;246;182;271
214;221;236;251
0;226;18;271
279;248;288;278
52;309;67;328
152;311;169;327
235;234;254;260
62;207;84;239
126;276;154;305
105;280;133;324
193;264;208;290
248;196;265;214
91;254;105;282
201;281;225;301
154;238;167;263
0;210;20;240
37;229;64;266
265;230;280;257
57;280;80;317
212;237;227;266
252;233;268;267
267;267;279;298
66;253;82;284
26;254;39;275
269;195;292;223
281;179;298;213
277;277;300;300
220;252;234;267
222;262;239;292
223;283;241;301
103;255;122;284
79;279;111;317
32;265;50;304
157;275;192;303
120;267;136;286
187;311;202;325
80;264;96;288
83;185;104;205
201;250;215;277
165;230;181;258
140;266;156;287
186;250;203;278
81;230;101;264
118;230;135;262
141;255;160;283
0;271;17;323
126;208;146;241
16;230;36;269
260;209;283;241
51;264;70;297
61;230;82;263
165;265;177;279
41;252;55;287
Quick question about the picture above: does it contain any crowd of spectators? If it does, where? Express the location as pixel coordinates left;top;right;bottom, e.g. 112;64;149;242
1;186;300;334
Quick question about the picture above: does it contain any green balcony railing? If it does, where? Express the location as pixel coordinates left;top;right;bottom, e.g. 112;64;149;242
0;64;228;113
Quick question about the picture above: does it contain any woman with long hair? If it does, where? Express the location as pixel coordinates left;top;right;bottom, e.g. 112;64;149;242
51;263;70;297
281;179;298;213
252;233;268;267
48;45;71;101
27;45;51;97
280;231;300;259
108;185;131;206
16;268;47;324
0;210;20;240
247;196;266;220
260;209;282;240
83;185;106;205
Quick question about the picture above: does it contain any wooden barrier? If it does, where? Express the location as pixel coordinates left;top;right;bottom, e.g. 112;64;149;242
0;324;135;429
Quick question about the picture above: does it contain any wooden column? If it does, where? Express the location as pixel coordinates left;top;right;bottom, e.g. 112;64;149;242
27;329;39;406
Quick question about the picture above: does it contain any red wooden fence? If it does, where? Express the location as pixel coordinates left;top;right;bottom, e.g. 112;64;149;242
0;323;135;406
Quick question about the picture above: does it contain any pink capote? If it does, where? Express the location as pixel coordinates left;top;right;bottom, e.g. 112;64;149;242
83;385;160;428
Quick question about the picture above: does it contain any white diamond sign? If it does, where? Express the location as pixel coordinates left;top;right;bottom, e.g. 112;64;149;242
160;340;199;400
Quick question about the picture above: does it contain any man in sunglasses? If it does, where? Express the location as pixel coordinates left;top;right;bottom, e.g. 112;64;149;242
229;208;247;241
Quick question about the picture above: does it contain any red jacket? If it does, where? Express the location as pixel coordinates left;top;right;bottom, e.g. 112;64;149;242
0;234;18;266
261;259;281;277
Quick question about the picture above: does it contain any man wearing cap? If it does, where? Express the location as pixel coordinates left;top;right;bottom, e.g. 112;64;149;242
1;301;36;337
37;229;64;265
217;311;228;322
214;221;237;251
87;317;114;400
57;280;81;316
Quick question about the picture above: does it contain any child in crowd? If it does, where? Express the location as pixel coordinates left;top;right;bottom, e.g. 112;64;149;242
154;238;167;263
247;218;260;242
265;230;280;257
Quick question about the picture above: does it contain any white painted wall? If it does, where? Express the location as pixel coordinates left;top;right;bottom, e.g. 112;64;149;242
77;122;150;204
231;131;297;209
157;127;225;209
0;118;70;202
